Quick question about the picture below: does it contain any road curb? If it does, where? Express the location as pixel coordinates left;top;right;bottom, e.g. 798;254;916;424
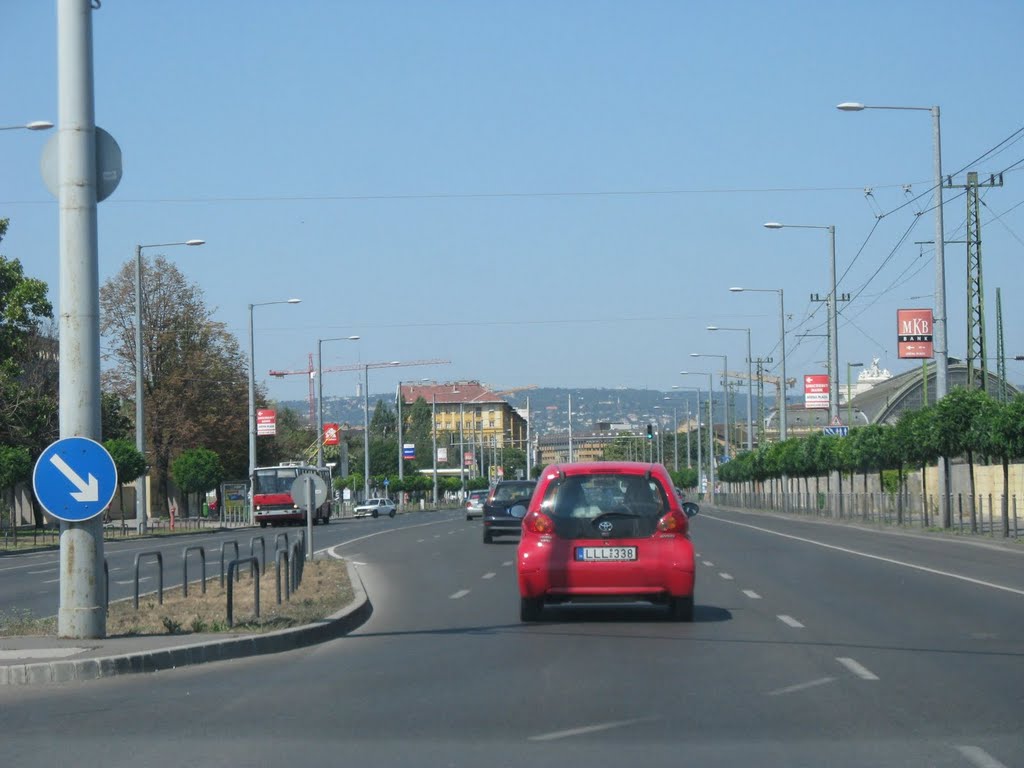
0;561;371;687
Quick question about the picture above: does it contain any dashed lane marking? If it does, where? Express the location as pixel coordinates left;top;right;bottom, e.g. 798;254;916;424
528;718;656;742
777;615;804;628
836;657;879;680
767;677;835;696
742;590;761;599
502;561;513;567
956;746;1009;768
482;572;496;579
719;572;734;580
702;561;714;567
450;589;470;599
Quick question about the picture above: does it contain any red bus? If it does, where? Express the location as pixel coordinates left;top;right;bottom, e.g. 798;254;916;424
252;462;332;528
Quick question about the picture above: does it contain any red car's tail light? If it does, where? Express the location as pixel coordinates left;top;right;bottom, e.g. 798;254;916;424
523;510;554;534
657;510;688;535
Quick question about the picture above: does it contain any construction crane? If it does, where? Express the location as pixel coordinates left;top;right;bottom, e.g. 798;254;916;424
492;385;538;398
268;356;451;424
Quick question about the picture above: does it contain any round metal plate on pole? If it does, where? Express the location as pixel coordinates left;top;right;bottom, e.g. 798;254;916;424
40;126;123;202
290;474;328;509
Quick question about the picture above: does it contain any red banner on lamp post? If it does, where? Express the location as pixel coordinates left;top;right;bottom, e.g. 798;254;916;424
897;308;934;359
257;409;276;436
804;374;830;410
323;423;340;446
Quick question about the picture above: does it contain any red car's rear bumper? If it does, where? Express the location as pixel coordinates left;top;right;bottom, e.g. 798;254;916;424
518;535;695;600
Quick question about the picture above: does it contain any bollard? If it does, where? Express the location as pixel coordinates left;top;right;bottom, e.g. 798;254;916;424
275;548;290;604
219;540;240;587
250;535;266;573
182;545;207;597
133;550;164;610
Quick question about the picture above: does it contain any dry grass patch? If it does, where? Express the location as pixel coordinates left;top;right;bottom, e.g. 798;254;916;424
105;557;353;636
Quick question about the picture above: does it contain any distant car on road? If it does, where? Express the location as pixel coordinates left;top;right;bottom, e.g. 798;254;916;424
353;498;396;518
482;480;536;543
515;461;698;622
465;489;488;520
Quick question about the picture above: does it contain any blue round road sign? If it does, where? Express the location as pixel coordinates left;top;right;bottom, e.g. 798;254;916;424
32;437;118;523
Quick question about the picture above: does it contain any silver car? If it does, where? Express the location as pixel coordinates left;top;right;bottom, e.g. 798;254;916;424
465;489;488;520
353;498;397;518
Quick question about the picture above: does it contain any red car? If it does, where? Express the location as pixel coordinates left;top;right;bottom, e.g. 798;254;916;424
515;461;698;622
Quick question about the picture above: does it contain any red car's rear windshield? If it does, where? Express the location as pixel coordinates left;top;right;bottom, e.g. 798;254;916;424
539;474;669;520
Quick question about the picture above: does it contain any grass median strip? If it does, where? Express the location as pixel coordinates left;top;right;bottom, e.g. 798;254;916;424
0;558;354;638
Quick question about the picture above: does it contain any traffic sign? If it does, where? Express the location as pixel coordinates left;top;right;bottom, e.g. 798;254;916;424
32;437;118;523
290;473;328;508
823;426;849;437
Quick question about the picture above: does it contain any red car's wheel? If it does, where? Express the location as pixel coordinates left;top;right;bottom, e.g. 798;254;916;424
520;597;543;622
669;595;694;622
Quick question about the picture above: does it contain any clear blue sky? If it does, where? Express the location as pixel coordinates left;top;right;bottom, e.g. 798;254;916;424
4;1;1023;407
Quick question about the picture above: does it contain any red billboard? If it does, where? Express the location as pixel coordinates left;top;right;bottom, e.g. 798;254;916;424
897;308;934;359
803;374;830;410
256;408;276;436
323;423;340;446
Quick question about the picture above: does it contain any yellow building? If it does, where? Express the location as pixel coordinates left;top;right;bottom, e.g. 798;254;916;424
400;381;529;452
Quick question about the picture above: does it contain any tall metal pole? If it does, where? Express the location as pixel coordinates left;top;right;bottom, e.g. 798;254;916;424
706;374;715;498
459;402;466;498
248;304;256;521
316;339;325;468
932;106;950;526
567;394;574;462
363;363;370;501
57;0;104;638
396;381;404;482
672;407;678;472
686;405;691;469
134;246;145;535
525;396;532;478
827;225;840;425
431;393;438;504
744;330;753;450
778;289;788;441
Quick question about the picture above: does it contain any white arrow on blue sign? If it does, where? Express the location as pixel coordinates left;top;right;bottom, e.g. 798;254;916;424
822;426;849;437
32;437;118;523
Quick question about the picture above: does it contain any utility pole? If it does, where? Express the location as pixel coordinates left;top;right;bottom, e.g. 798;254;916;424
945;172;1003;390
753;356;772;446
809;292;850;419
996;288;1008;402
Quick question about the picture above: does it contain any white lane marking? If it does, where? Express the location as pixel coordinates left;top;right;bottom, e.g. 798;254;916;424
836;657;879;680
352;561;367;566
417;539;425;543
743;590;761;599
450;589;470;599
502;561;513;567
702;561;714;567
767;677;835;696
778;615;804;628
528;717;655;742
41;577;60;584
956;746;1009;768
703;514;1024;597
719;572;734;580
482;572;496;579
433;534;441;539
27;569;55;575
325;518;456;559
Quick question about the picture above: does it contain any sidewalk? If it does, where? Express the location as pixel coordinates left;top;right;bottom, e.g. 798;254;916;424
0;561;370;687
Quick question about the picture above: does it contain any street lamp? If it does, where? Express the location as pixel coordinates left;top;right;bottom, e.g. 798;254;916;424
316;335;360;468
134;239;204;534
708;325;754;451
248;298;301;522
730;287;788;440
0;120;53;131
690;353;728;459
679;374;713;497
838;100;949;523
765;221;840;426
363;360;401;502
847;361;864;426
674;386;702;476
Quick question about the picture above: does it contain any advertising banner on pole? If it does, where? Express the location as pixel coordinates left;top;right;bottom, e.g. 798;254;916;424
897;308;934;359
323;423;340;446
257;408;276;436
403;443;416;459
803;374;830;410
437;447;448;463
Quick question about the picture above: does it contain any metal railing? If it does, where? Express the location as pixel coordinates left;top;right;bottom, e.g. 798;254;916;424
133;550;164;609
226;556;260;628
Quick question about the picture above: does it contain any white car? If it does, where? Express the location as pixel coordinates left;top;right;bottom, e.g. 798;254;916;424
353;498;397;518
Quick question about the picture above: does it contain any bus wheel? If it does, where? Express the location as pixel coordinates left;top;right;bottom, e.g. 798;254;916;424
259;521;267;529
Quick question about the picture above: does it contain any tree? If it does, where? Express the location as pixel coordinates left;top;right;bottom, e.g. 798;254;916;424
978;395;1024;537
100;255;250;511
370;399;397;438
935;387;996;531
104;438;147;522
101;393;135;442
0;220;57;459
171;447;224;517
402;397;435;472
896;406;939;525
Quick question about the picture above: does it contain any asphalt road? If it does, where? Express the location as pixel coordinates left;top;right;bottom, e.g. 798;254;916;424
2;505;1022;767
